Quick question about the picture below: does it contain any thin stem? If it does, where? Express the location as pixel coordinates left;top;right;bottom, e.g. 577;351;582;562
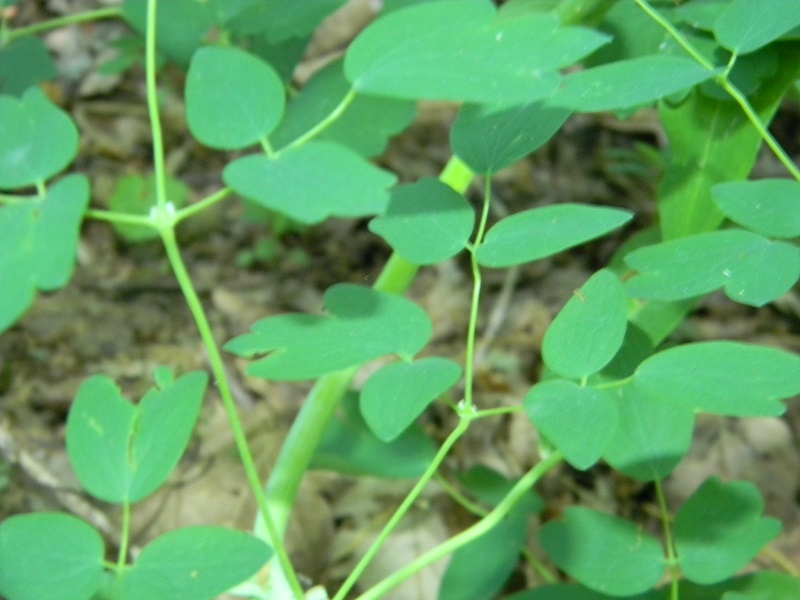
160;228;305;600
354;451;564;600
279;89;357;154
116;501;131;571
762;544;800;576
633;0;714;71
654;479;679;600
333;418;472;600
6;6;121;43
472;404;524;419
145;0;168;214
463;178;493;410
174;187;233;224
434;473;486;517
84;209;157;227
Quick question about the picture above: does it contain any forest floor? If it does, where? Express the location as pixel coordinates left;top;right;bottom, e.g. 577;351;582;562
2;1;800;598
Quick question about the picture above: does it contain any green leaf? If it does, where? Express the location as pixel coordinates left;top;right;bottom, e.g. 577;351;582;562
459;465;543;511
108;174;189;242
186;46;285;150
554;55;717;112
225;284;432;380
450;99;571;174
507;583;662;600
270;59;416;157
0;174;89;333
0;88;78;188
222;0;347;41
602;385;695;481
0;37;57;96
542;269;628;379
66;371;208;503
525;380;617;470
714;0;800;54
223;142;396;224
119;526;271;600
538;507;665;596
0;512;105;600
312;392;437;479
369;178;474;265
345;1;609;102
477;204;632;268
624;229;800;307
361;357;461;442
122;0;215;67
676;477;781;584
712;179;800;238
633;341;800;417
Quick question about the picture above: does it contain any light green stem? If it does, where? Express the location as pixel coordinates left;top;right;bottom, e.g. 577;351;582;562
5;6;121;43
353;451;564;600
145;0;168;214
116;501;132;571
655;479;680;600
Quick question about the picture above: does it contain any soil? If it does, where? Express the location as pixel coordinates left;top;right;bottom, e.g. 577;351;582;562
1;2;800;599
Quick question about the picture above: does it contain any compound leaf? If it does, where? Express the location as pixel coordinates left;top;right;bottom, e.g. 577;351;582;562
477;204;632;268
369;178;474;265
224;142;396;224
186;46;285;150
554;55;717;112
119;526;271;600
542;269;628;379
0;88;78;188
633;341;800;417
360;357;461;442
714;0;800;54
225;284;431;380
450;99;571;174
525;380;617;470
625;229;800;307
345;1;608;102
712;179;800;238
538;507;665;596
0;174;89;333
676;477;781;585
0;513;105;600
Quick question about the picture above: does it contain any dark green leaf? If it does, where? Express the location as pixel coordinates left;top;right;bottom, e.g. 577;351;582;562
554;55;717;112
108;174;189;242
714;0;800;54
542;269;628;379
676;477;781;584
507;583;662;600
345;1;609;102
119;527;271;600
450;99;571;174
0;513;105;600
712;179;800;238
0;37;57;96
477;204;632;268
223;142;396;224
458;465;542;512
186;46;285;150
369;178;474;265
525;380;617;470
270;59;416;157
361;357;461;442
0;174;89;333
0;88;78;188
538;507;665;596
625;229;800;307
633;341;800;417
225;284;431;380
223;0;347;41
312;392;437;479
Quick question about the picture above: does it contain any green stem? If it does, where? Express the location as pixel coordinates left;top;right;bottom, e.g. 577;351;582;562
174;187;233;224
84;209;155;227
5;6;121;43
279;89;357;154
116;501;132;571
145;0;168;215
354;451;564;600
333;418;472;600
654;479;679;600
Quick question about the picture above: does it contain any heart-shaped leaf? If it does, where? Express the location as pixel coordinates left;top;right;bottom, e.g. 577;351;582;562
225;284;432;380
676;478;781;584
477;204;632;268
625;229;800;307
542;269;628;379
345;1;609;102
712;179;800;239
224;142;396;224
186;46;285;150
360;357;462;442
0;513;105;600
0;174;89;333
525;380;617;470
66;370;208;503
633;341;800;417
119;526;271;600
0;88;78;188
369;178;474;265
